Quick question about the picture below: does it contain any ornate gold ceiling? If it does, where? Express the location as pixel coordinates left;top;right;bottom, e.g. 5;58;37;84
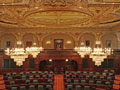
0;0;120;28
26;11;90;26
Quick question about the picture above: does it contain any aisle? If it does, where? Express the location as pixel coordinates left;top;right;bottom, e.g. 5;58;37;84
54;74;64;90
0;75;5;90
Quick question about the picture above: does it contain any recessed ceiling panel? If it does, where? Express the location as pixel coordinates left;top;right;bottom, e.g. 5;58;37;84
26;11;90;26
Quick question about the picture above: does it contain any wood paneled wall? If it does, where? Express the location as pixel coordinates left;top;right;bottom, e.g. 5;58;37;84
0;49;119;74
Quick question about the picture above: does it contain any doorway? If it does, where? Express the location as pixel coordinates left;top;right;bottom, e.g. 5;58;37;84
54;39;63;50
39;60;78;73
53;60;65;74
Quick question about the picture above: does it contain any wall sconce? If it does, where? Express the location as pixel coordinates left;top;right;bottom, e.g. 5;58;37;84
49;59;52;62
17;41;22;45
96;41;101;44
66;41;71;44
66;59;69;62
46;41;51;44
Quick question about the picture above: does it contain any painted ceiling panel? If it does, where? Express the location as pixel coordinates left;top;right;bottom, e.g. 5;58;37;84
26;11;90;25
0;0;120;28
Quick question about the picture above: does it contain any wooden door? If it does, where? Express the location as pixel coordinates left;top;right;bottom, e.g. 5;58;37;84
53;60;65;74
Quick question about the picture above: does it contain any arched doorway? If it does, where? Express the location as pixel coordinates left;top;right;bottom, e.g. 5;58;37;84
39;60;78;73
65;60;78;71
39;60;53;71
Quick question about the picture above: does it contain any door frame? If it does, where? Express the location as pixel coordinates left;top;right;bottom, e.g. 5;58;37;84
54;39;64;50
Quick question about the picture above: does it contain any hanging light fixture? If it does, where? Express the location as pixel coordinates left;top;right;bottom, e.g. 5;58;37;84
90;41;113;66
74;42;92;57
5;41;28;66
5;41;44;66
74;41;113;66
26;42;43;58
90;47;107;66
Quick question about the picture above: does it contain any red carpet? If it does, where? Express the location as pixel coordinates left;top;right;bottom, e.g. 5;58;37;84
54;74;64;90
0;75;5;90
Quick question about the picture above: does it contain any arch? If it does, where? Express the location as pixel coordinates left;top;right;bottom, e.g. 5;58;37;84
79;33;96;48
0;33;17;49
42;34;75;49
22;33;39;47
101;33;118;49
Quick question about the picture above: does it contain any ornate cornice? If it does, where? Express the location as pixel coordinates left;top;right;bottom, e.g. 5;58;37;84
0;26;114;33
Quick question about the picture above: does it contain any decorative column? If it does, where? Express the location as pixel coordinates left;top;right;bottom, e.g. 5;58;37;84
88;58;94;71
116;32;120;49
13;32;24;47
75;40;79;47
76;57;83;71
37;33;44;47
35;58;40;71
72;33;81;47
23;58;30;71
95;32;103;46
0;54;4;73
113;54;120;74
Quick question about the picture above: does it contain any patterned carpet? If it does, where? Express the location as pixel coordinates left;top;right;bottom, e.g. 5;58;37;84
54;74;64;90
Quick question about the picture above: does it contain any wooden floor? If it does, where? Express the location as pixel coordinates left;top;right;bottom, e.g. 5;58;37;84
54;74;64;90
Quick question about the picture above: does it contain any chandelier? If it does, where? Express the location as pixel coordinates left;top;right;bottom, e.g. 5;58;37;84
74;41;113;66
5;41;43;66
5;41;28;66
26;43;43;58
74;42;92;58
90;47;112;66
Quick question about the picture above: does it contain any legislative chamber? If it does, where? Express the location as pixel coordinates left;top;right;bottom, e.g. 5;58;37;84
0;0;120;90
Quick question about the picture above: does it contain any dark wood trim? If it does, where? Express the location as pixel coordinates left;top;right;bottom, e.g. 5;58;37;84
54;39;64;50
0;50;119;74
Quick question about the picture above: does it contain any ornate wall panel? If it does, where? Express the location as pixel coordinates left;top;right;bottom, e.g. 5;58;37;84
0;34;16;49
42;34;75;49
101;33;118;49
79;33;96;48
22;33;39;47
